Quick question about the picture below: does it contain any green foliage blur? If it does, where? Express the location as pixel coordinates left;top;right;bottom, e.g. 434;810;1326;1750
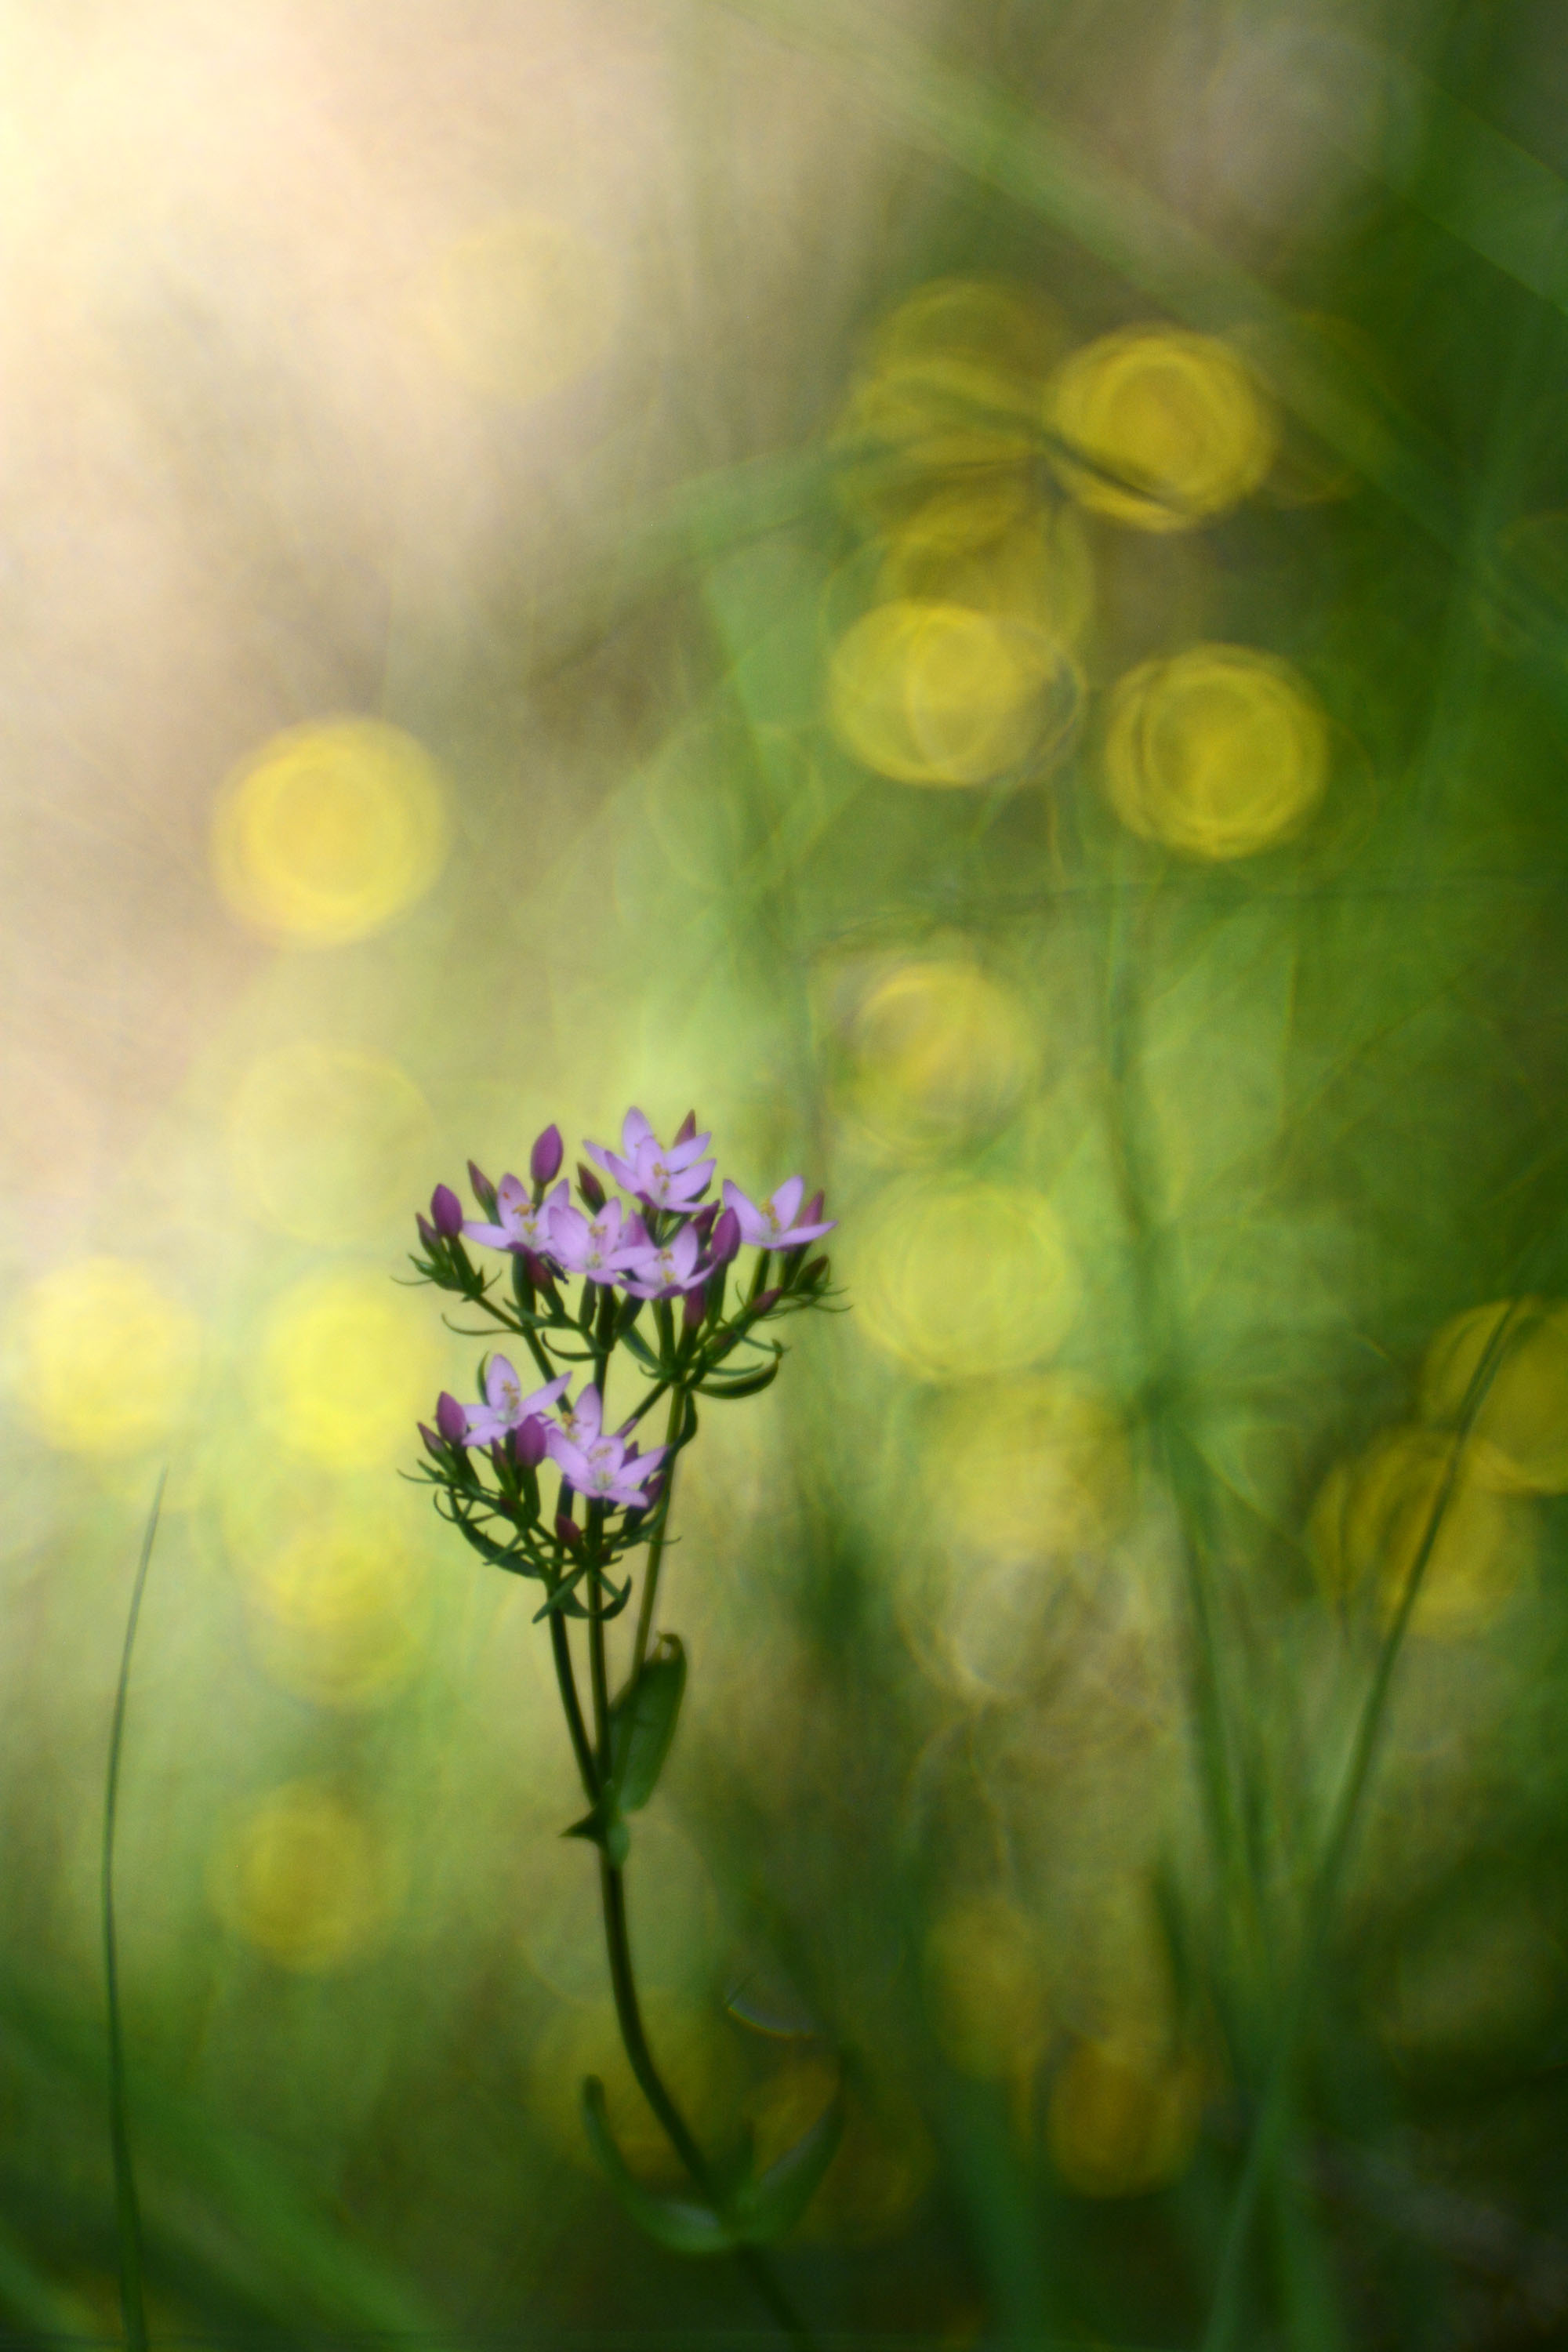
5;2;1568;2346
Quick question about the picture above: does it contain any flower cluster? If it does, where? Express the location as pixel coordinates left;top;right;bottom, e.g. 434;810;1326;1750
408;1109;836;1621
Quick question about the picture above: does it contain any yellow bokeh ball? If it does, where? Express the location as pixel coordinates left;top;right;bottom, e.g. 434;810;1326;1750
844;957;1036;1155
829;600;1082;786
1309;1425;1533;1640
1046;327;1276;532
1417;1298;1568;1494
924;1895;1051;2081
838;277;1065;485
1047;2037;1206;2198
920;1375;1131;1563
415;212;618;405
243;1512;430;1709
1103;643;1329;859
212;718;450;946
227;1043;437;1246
877;499;1095;650
209;1780;400;1972
17;1258;200;1456
251;1269;445;1469
852;1178;1080;1381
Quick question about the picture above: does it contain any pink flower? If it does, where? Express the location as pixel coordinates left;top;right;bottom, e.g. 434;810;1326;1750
464;1174;569;1258
544;1383;668;1509
462;1357;570;1450
720;1175;836;1251
547;1196;651;1285
585;1107;714;1211
620;1221;710;1301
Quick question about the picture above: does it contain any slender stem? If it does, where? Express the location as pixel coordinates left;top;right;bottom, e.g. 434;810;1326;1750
586;1506;612;1778
103;1470;165;2352
1200;1299;1530;2352
549;1610;599;1802
599;1853;815;2348
629;1386;687;1688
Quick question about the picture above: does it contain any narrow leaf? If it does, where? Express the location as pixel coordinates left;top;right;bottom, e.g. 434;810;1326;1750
579;2077;732;2255
611;1635;687;1811
733;2083;845;2246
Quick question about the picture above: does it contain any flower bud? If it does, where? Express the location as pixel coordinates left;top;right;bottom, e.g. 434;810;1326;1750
802;1191;825;1229
675;1109;699;1145
710;1207;742;1266
430;1182;464;1238
416;1212;437;1250
467;1160;497;1216
530;1123;564;1185
682;1283;708;1330
691;1203;718;1245
555;1512;583;1548
524;1249;553;1290
800;1255;829;1289
418;1421;441;1457
753;1287;782;1317
435;1391;468;1447
576;1162;607;1213
516;1415;549;1471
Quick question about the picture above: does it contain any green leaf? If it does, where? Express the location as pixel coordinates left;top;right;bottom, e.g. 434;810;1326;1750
579;2078;732;2254
731;2083;845;2245
620;1326;664;1374
697;1356;782;1401
563;1795;630;1870
610;1635;687;1811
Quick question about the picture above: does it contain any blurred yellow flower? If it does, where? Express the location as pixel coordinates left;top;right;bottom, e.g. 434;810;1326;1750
851;1178;1081;1381
924;1894;1051;2081
829;600;1081;786
209;1780;401;1972
1103;643;1329;858
840;956;1036;1156
1309;1425;1534;1639
16;1258;200;1455
1047;327;1276;532
241;1511;430;1709
212;718;450;946
252;1269;445;1468
1047;2035;1206;2196
1418;1298;1568;1494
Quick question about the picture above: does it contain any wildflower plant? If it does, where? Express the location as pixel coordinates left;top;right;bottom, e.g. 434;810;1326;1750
405;1109;839;2336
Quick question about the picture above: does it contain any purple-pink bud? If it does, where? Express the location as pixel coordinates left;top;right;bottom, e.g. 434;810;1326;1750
800;1255;829;1287
467;1160;496;1215
675;1109;698;1145
555;1513;582;1548
710;1207;742;1265
802;1191;825;1229
530;1123;564;1185
435;1391;468;1447
418;1421;441;1457
516;1415;549;1471
431;1183;463;1238
691;1203;718;1245
753;1287;782;1317
576;1162;607;1213
416;1212;437;1250
682;1284;708;1330
523;1250;553;1290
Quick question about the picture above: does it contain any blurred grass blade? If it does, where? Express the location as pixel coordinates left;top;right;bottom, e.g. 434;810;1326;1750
102;1467;165;2352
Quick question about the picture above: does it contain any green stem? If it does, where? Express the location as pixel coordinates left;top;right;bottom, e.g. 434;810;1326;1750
549;1610;599;1802
103;1471;165;2352
598;1853;815;2348
586;1505;612;1780
1200;1298;1530;2352
628;1386;687;1689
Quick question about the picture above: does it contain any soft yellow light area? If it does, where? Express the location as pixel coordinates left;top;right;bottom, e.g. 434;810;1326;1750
212;719;451;946
1417;1298;1568;1494
518;1813;720;2004
1047;2037;1206;2197
837;278;1065;485
844;958;1036;1155
924;1895;1050;2080
528;1998;742;2185
828;601;1082;786
414;212;618;404
877;499;1094;649
1103;644;1329;858
228;1043;438;1246
794;2079;936;2247
1046;328;1275;532
209;1781;400;1972
1310;1425;1534;1639
252;1269;445;1468
853;1178;1080;1381
242;1512;430;1709
920;1376;1131;1562
16;1258;200;1456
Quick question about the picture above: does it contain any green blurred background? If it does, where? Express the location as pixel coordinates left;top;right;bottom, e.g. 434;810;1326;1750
4;0;1568;2343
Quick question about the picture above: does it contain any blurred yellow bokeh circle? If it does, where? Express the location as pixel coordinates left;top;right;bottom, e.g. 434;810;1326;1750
838;277;1065;485
528;1998;741;2185
1309;1425;1534;1640
1047;2037;1206;2197
17;1258;200;1455
924;1895;1051;2080
1418;1299;1568;1494
242;1512;430;1709
921;1376;1131;1562
844;958;1035;1153
252;1269;445;1468
1103;644;1329;858
209;1780;401;1971
228;1043;438;1245
1046;327;1275;531
829;600;1081;786
852;1178;1080;1380
877;500;1095;650
416;212;618;404
212;719;450;946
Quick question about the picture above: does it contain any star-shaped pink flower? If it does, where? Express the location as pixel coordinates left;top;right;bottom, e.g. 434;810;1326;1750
463;1174;569;1258
720;1175;836;1251
544;1384;667;1510
585;1108;714;1211
456;1358;570;1450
